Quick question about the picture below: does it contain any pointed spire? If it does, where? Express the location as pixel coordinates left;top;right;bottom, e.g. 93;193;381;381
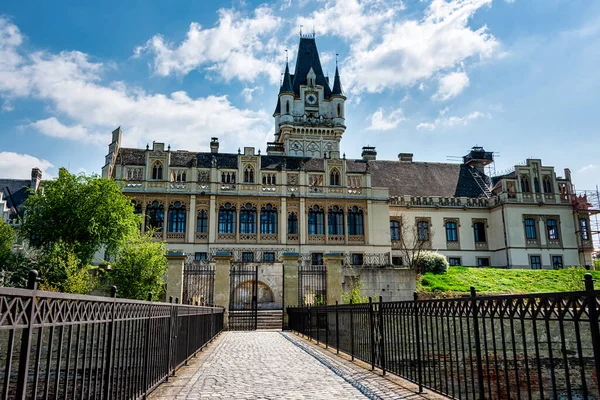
332;61;344;96
280;60;293;94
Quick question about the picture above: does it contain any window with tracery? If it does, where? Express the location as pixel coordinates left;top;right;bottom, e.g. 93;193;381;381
152;161;163;180
167;202;186;233
308;205;325;235
262;173;277;185
260;204;278;234
145;201;164;231
328;205;344;235
221;171;236;184
330;169;341;186
520;175;530;192
417;220;429;241
543;176;552;193
239;203;257;234
196;210;208;233
347;206;363;236
288;212;298;234
218;203;236;234
244;165;255;183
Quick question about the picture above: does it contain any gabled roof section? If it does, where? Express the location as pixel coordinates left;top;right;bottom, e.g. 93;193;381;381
292;37;332;98
331;65;344;96
1;179;31;219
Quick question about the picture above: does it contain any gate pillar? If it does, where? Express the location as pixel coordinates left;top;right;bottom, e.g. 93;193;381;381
282;252;300;329
324;253;344;305
214;252;233;329
166;251;186;302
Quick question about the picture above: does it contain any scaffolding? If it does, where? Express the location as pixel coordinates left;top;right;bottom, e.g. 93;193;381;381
576;185;600;255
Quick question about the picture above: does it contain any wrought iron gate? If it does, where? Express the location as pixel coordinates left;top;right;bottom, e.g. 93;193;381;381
183;259;215;305
229;263;258;330
298;264;327;306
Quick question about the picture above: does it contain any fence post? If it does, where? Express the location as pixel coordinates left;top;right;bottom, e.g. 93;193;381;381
103;286;117;400
316;306;320;345
414;292;423;393
325;306;329;349
335;301;340;354
143;292;153;399
15;271;38;399
471;286;485;400
185;300;191;365
584;274;600;397
165;296;173;382
172;298;179;377
369;297;375;370
350;299;354;361
379;296;386;376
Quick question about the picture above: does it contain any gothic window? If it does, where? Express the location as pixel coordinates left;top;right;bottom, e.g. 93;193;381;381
520;175;530;192
171;171;186;182
417;220;429;241
262;173;276;185
390;220;400;241
543;176;552;193
308;205;325;235
329;169;341;186
221;171;236;184
133;202;142;215
580;218;589;240
196;210;208;233
286;100;290;114
534;177;540;193
239;203;257;234
473;222;486;242
446;221;458;242
524;218;537;239
152;161;163;180
328;206;344;235
288;212;298;234
337;103;341;117
260;204;278;234
145;201;164;232
546;218;559;240
218;203;236;234
167;202;186;233
347;206;364;236
244;165;255;183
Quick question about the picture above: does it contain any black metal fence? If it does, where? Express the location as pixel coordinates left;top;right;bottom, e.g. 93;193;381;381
0;271;224;399
288;274;600;400
229;263;258;331
298;265;327;306
182;260;215;306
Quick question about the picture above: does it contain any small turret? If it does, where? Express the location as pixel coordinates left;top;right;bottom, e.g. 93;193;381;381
331;65;344;97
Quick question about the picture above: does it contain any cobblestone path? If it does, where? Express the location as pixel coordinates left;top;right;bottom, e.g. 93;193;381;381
150;331;445;400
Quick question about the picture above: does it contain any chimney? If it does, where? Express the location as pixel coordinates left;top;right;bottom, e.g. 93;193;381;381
210;137;219;153
361;146;377;161
398;153;413;162
31;168;42;191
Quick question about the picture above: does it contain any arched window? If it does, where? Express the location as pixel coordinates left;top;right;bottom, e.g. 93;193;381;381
133;202;142;215
239;203;257;234
330;168;341;186
417;220;429;241
524;218;537;239
152;161;163;180
520;175;530;192
221;172;235;183
286;100;290;114
546;218;559;240
308;205;325;235
244;165;255;183
390;220;400;241
260;204;278;234
168;202;186;233
328;205;344;235
288;212;298;234
196;210;208;233
145;201;164;232
218;203;236;234
337;103;341;117
445;221;458;242
534;177;540;193
543;176;552;193
347;206;364;236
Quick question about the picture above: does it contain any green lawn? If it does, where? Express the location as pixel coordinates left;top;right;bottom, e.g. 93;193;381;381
418;266;600;296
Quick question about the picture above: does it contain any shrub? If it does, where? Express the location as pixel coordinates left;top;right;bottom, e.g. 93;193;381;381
416;251;449;274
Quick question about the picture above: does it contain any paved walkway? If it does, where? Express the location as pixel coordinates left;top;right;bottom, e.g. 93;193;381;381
150;331;445;400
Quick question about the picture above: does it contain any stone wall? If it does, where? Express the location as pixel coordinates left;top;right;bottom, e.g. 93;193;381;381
342;267;416;302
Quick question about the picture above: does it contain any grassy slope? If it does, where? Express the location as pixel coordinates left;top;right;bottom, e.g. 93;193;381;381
418;266;600;296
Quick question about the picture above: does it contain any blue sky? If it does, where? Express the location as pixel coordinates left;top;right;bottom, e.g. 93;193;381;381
0;0;599;191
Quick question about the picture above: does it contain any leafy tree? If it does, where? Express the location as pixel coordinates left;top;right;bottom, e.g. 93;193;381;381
36;241;96;294
21;169;140;264
109;232;167;300
342;276;369;304
0;248;33;288
0;220;14;263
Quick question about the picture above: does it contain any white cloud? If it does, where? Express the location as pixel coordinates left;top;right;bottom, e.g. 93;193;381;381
367;108;404;131
417;110;487;130
242;86;263;102
433;71;470;101
578;164;597;173
134;7;284;84
0;152;54;179
0;17;272;152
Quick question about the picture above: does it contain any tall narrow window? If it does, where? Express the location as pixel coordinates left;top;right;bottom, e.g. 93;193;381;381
218;203;236;234
167;202;186;233
534;177;540;193
546;218;559;240
196;210;208;233
525;218;537;239
308;205;325;235
446;221;458;242
337;103;341;117
390;220;400;241
328;205;344;235
239;203;257;234
580;218;589;240
260;204;278;234
330;169;341;186
133;203;142;215
244;165;255;183
520;175;530;192
473;222;486;242
286;100;290;114
152;161;163;180
145;201;164;231
543;176;552;193
417;220;429;241
288;212;298;234
347;206;364;236
552;255;563;270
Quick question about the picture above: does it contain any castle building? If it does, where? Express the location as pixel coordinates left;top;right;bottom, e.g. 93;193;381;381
101;35;595;271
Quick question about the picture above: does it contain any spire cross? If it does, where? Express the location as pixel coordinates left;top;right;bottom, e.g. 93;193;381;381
299;25;303;36
336;53;339;67
285;49;288;63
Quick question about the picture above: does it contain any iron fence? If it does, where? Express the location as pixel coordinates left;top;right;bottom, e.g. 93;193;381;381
298;265;327;306
182;259;215;306
0;271;224;400
288;274;600;400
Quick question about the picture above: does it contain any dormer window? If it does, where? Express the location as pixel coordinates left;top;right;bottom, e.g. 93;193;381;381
152;161;163;180
244;165;255;183
330;168;341;186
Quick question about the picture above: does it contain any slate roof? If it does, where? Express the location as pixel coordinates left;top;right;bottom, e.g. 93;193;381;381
293;37;332;99
1;179;31;219
331;66;344;96
368;161;485;198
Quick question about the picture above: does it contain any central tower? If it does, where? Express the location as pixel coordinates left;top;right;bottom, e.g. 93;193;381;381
272;35;346;158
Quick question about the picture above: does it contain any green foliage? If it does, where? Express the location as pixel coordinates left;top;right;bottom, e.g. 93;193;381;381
0;220;15;263
419;266;600;296
37;241;96;294
342;276;369;304
415;251;449;275
0;248;33;288
21;169;140;264
109;233;167;300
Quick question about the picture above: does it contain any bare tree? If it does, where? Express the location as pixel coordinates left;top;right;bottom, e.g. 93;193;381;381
394;216;434;273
